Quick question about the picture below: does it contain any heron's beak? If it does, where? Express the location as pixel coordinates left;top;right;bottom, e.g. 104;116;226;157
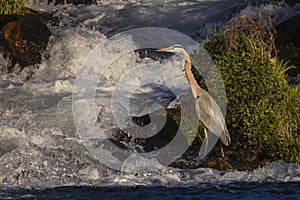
156;48;171;53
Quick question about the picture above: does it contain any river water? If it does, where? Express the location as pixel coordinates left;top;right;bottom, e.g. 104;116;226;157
0;0;300;199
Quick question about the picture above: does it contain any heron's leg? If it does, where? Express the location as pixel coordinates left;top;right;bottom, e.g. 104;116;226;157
220;141;225;158
204;128;208;156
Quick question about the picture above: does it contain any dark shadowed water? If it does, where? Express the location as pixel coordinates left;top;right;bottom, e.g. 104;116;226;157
1;182;300;199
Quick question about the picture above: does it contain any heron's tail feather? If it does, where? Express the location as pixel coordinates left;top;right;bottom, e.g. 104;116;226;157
219;128;231;146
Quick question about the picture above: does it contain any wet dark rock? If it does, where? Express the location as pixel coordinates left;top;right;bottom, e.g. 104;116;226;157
2;15;51;70
94;129;134;161
132;114;151;127
0;15;19;30
104;108;184;154
48;0;96;5
103;106;237;170
198;158;234;170
101;138;131;161
133;108;184;152
106;129;133;144
276;13;300;76
0;9;43;32
100;103;265;170
135;48;174;61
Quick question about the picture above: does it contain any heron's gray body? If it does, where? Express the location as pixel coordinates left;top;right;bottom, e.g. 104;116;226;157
157;45;231;153
184;55;231;146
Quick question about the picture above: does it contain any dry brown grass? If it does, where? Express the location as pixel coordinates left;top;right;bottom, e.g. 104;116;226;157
224;14;277;61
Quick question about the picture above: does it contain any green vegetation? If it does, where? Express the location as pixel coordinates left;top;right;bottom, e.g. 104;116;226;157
0;0;27;14
196;15;300;165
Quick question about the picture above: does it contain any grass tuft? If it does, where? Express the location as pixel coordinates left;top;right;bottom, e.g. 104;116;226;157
0;0;27;14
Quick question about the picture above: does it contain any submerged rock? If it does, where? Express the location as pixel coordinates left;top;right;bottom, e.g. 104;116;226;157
2;15;51;70
276;13;300;76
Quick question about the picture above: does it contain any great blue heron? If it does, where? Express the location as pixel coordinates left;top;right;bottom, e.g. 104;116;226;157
156;45;231;158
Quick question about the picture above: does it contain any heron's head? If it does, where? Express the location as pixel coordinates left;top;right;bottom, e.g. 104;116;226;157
156;44;184;53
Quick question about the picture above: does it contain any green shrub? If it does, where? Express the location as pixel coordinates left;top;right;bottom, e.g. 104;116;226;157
0;0;27;14
200;15;300;164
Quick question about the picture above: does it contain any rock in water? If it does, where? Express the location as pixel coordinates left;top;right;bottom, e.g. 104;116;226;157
276;13;300;76
2;15;51;69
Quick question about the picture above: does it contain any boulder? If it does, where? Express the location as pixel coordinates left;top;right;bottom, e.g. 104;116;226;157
276;13;300;76
2;15;51;69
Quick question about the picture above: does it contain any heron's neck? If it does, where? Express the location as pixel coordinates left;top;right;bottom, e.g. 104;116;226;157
184;59;201;98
